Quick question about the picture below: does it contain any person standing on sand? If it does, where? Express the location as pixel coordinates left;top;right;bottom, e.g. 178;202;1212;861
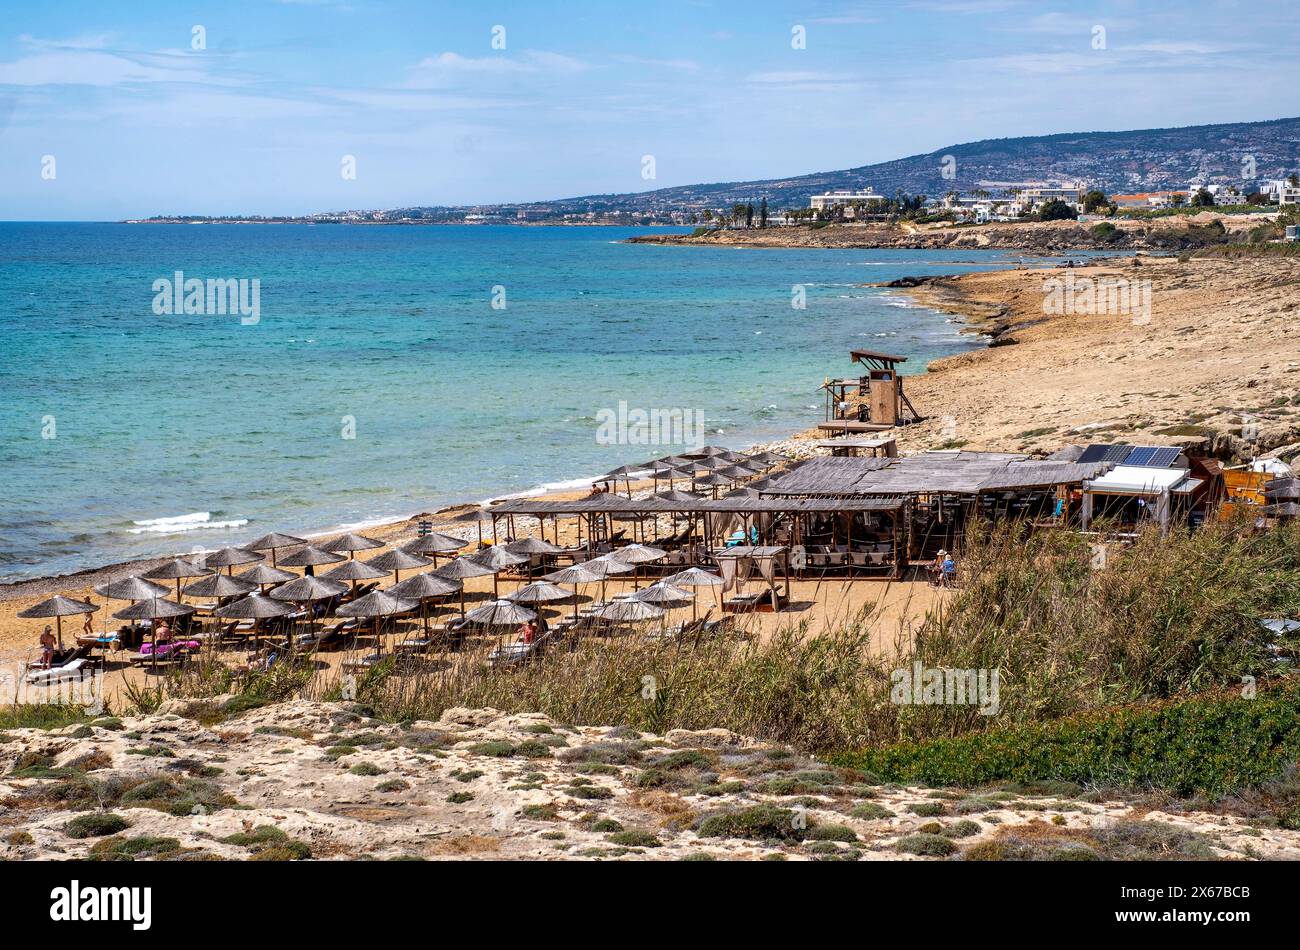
39;625;57;666
83;601;96;636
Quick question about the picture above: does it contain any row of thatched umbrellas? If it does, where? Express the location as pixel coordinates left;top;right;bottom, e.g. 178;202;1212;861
598;445;789;498
19;525;727;663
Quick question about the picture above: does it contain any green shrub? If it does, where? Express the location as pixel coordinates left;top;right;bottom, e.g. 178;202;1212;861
835;679;1300;797
848;802;894;820
696;804;805;841
468;740;515;757
65;813;130;839
222;826;287;847
895;833;957;857
348;763;385;776
520;803;559;820
446;791;474;804
606;829;661;848
942;820;982;838
805;823;857;842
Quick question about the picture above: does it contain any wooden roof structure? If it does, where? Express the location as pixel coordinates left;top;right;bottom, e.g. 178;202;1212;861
763;451;1115;497
849;349;908;370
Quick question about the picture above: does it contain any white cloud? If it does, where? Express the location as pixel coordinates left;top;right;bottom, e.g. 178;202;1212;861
404;49;588;87
0;49;222;87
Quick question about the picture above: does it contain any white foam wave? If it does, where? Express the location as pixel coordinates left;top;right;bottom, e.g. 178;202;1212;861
127;512;248;536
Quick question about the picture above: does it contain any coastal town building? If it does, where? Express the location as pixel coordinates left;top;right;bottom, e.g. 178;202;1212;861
808;189;885;212
1008;182;1086;216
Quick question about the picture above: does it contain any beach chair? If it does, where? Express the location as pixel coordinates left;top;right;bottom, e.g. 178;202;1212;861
25;657;93;686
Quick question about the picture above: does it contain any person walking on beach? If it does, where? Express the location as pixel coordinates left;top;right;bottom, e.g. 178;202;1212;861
83;600;96;636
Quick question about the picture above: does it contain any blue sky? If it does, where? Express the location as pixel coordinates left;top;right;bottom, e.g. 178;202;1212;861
1;0;1295;219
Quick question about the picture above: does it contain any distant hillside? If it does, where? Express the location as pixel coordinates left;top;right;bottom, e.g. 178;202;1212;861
521;116;1300;213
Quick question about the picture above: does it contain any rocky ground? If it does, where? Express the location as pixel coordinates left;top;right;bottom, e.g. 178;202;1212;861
628;212;1274;252
3;699;1298;861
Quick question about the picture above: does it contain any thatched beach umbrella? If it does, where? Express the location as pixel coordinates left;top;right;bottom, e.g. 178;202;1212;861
94;576;170;601
402;531;466;567
505;537;563;556
609;543;666;590
277;545;346;575
599;464;644;497
469;545;529;598
143;558;213;600
542;562;604;620
504;537;563;579
592;599;665;624
323;532;384;559
112;596;195;623
465;599;536;627
692;471;733;498
365;548;432;583
576;554;634;604
323;558;390;594
1265;501;1300;519
335;590;419;653
203;546;263;575
236;563;296;591
388;572;462;631
506;580;573;610
269;575;348;645
112;596;196;671
245;531;306;567
662;567;725;620
269;575;348;603
214;592;297;646
214;592;296;621
447;508;496;547
181;573;257;599
749;450;790;465
434;556;497;616
632;582;693;604
19;595;99;651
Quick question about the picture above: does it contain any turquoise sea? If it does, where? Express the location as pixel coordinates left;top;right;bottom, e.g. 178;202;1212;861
0;223;1091;582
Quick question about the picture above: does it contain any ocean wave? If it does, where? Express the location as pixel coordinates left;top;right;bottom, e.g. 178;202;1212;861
126;512;248;535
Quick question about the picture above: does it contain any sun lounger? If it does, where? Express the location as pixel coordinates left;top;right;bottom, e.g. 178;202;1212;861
25;658;94;685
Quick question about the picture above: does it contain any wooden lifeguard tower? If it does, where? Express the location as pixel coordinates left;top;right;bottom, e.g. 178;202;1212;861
819;350;921;435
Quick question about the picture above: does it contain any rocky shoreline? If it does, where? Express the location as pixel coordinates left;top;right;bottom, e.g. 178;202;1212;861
627;213;1272;253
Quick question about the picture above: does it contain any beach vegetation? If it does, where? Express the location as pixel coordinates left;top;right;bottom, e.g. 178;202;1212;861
894;833;957;856
65;812;131;838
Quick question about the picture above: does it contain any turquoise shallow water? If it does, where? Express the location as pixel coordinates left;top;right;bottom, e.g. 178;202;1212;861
0;223;1090;582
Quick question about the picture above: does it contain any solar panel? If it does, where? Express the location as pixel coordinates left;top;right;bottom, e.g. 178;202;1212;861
1124;447;1158;467
1149;447;1181;468
1077;444;1114;464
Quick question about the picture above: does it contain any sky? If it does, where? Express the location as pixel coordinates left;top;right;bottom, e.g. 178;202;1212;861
1;0;1296;219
